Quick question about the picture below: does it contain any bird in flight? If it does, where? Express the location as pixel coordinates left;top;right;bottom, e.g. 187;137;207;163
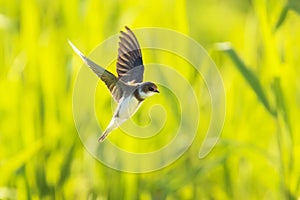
69;26;159;142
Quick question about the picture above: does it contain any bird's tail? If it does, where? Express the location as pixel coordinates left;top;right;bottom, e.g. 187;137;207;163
98;130;110;142
98;119;121;142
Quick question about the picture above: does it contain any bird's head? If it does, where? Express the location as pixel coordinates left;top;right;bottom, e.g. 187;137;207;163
140;82;159;98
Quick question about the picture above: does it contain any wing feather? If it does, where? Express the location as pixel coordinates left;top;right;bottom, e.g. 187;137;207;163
116;26;144;83
69;41;123;102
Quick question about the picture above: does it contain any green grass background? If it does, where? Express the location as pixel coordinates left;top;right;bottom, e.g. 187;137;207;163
1;0;300;199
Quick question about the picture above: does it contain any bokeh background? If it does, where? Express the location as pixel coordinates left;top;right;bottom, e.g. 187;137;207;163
1;0;300;199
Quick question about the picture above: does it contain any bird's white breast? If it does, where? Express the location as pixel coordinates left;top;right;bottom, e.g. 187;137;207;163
116;96;141;119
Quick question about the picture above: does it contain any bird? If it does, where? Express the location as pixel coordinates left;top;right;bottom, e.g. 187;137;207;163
69;26;159;142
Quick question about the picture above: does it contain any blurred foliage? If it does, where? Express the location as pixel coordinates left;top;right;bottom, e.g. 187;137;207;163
0;0;300;199
275;0;300;30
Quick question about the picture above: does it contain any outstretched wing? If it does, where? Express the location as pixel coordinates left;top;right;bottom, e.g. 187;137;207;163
69;41;123;102
117;26;144;83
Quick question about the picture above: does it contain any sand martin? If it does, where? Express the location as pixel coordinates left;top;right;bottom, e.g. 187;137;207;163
69;26;159;142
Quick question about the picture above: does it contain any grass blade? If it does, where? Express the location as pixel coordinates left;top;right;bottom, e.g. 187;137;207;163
289;0;300;14
272;77;292;133
274;0;300;31
216;43;276;116
274;4;289;31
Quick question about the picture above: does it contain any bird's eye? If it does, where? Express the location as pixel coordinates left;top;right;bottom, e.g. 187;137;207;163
149;87;154;91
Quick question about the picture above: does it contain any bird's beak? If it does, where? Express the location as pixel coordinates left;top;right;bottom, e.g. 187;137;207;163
155;89;160;93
